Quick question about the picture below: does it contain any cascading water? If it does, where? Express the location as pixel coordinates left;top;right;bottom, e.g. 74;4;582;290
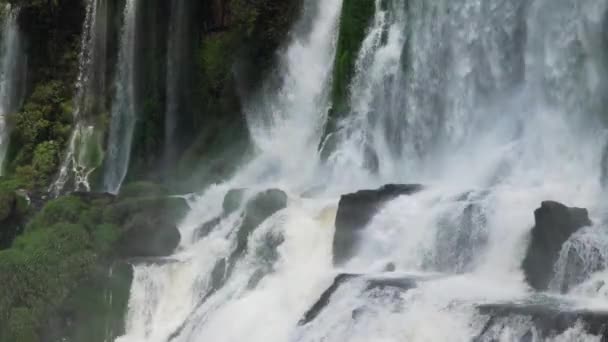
51;0;108;195
117;0;608;341
0;5;26;175
164;0;192;171
102;0;138;194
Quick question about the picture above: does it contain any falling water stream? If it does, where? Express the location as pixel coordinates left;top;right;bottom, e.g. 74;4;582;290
103;0;138;194
116;0;608;341
0;5;26;175
51;0;108;195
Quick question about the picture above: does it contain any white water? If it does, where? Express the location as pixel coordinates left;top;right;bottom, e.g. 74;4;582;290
102;0;138;194
0;5;26;175
117;0;608;341
51;0;108;195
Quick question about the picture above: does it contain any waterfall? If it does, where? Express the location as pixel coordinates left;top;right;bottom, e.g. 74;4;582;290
164;0;192;172
51;0;108;195
102;0;138;194
116;0;608;340
0;5;26;175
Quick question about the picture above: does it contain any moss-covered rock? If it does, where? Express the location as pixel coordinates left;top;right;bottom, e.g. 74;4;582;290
105;196;188;257
41;262;133;342
0;184;189;341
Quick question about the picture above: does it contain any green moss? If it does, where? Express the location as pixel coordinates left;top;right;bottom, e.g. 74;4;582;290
326;0;375;131
6;80;73;191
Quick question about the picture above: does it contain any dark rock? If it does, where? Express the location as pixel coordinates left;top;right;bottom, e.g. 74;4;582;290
223;189;288;287
476;302;608;340
522;201;592;291
299;272;421;325
300;273;358;325
235;189;288;256
194;216;221;240
223;188;245;215
333;184;423;264
193;188;246;241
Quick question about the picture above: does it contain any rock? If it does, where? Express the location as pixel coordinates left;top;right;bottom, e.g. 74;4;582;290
476;302;608;340
235;189;288;255
223;188;245;215
222;189;288;286
299;272;421;325
333;184;423;264
522;201;592;291
109;196;189;257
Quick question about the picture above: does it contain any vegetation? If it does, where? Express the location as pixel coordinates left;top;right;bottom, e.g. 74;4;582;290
324;0;375;139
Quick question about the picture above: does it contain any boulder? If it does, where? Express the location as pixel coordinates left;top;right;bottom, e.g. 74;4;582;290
522;201;592;291
235;189;288;254
333;184;423;264
223;188;245;215
108;196;189;257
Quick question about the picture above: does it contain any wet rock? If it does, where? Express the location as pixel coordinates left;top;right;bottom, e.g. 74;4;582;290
223;188;245;215
522;201;592;291
333;184;423;264
299;273;421;325
235;189;288;255
476;303;608;340
109;197;189;257
221;189;288;284
192;188;245;240
300;273;357;325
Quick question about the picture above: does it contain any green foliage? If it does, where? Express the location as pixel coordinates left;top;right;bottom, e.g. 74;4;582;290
27;196;87;231
4;307;38;342
7;80;73;190
0;223;96;341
